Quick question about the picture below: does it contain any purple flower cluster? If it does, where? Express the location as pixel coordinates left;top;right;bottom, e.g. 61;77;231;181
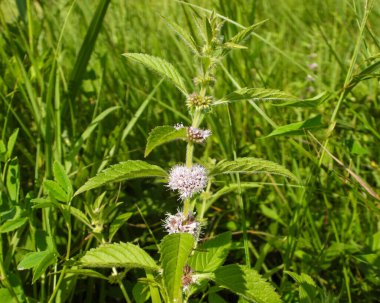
187;126;211;143
168;164;208;200
163;211;201;238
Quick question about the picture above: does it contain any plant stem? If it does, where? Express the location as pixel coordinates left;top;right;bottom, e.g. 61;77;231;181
47;211;72;303
112;268;132;303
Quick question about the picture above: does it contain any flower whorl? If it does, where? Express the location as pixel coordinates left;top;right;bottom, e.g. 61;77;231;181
168;164;208;200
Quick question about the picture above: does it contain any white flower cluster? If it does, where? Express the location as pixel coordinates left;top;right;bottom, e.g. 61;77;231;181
168;164;208;200
187;126;211;143
163;211;201;238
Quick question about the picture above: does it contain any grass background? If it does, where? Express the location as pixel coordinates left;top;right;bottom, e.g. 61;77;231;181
0;0;379;302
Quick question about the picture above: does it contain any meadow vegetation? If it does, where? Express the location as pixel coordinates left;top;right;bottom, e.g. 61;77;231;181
0;0;379;302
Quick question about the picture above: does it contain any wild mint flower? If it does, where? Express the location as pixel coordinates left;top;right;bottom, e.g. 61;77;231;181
308;62;318;70
168;164;208;200
182;265;198;292
163;210;201;237
187;127;211;143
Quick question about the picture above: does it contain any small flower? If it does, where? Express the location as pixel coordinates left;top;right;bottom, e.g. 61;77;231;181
174;122;184;130
306;74;315;82
163;210;201;238
182;265;198;292
186;93;213;110
168;164;208;200
308;62;318;70
187;126;211;143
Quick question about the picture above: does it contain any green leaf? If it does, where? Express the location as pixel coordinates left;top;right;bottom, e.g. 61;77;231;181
108;212;133;241
30;198;59;209
285;271;317;303
222;20;267;56
69;0;111;100
214;88;297;106
132;282;151;303
210;157;297;181
265;115;322;138
60;205;92;229
163;17;199;55
44;180;69;202
53;161;73;197
122;53;188;95
0;216;28;233
212;265;281;303
6;158;20;203
189;232;231;272
64;269;109;280
260;205;285;225
78;242;159;270
18;251;48;270
0;140;6;162
0;288;13;302
75;160;167;195
6;128;19;159
18;250;57;283
32;251;57;283
272;92;329;108
145;126;187;157
160;233;195;302
69;106;120;159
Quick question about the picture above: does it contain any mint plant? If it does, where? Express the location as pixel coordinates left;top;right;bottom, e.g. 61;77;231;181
16;12;298;303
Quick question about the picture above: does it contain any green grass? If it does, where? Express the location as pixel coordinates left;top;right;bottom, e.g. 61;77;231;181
0;0;380;302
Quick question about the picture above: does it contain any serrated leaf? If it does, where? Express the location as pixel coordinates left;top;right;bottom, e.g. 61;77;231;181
75;160;167;195
44;180;69;202
189;232;231;272
0;216;28;233
145;126;187;157
212;265;281;303
31;198;59;209
53;161;73;197
272;92;329;108
122;53;188;95
60;205;92;229
163;17;199;55
65;269;108;280
18;250;57;284
210;157;297;181
18;251;51;270
78;242;158;270
285;271;317;303
221;20;267;56
108;212;133;241
265;115;322;138
214;88;297;106
32;251;57;283
160;233;195;302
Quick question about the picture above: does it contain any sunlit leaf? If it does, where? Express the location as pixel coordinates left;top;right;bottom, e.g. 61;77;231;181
265;115;323;138
210;157;297;181
123;53;188;95
78;242;159;270
75;160;167;195
145;126;187;157
212;265;281;303
189;232;231;272
160;233;194;302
